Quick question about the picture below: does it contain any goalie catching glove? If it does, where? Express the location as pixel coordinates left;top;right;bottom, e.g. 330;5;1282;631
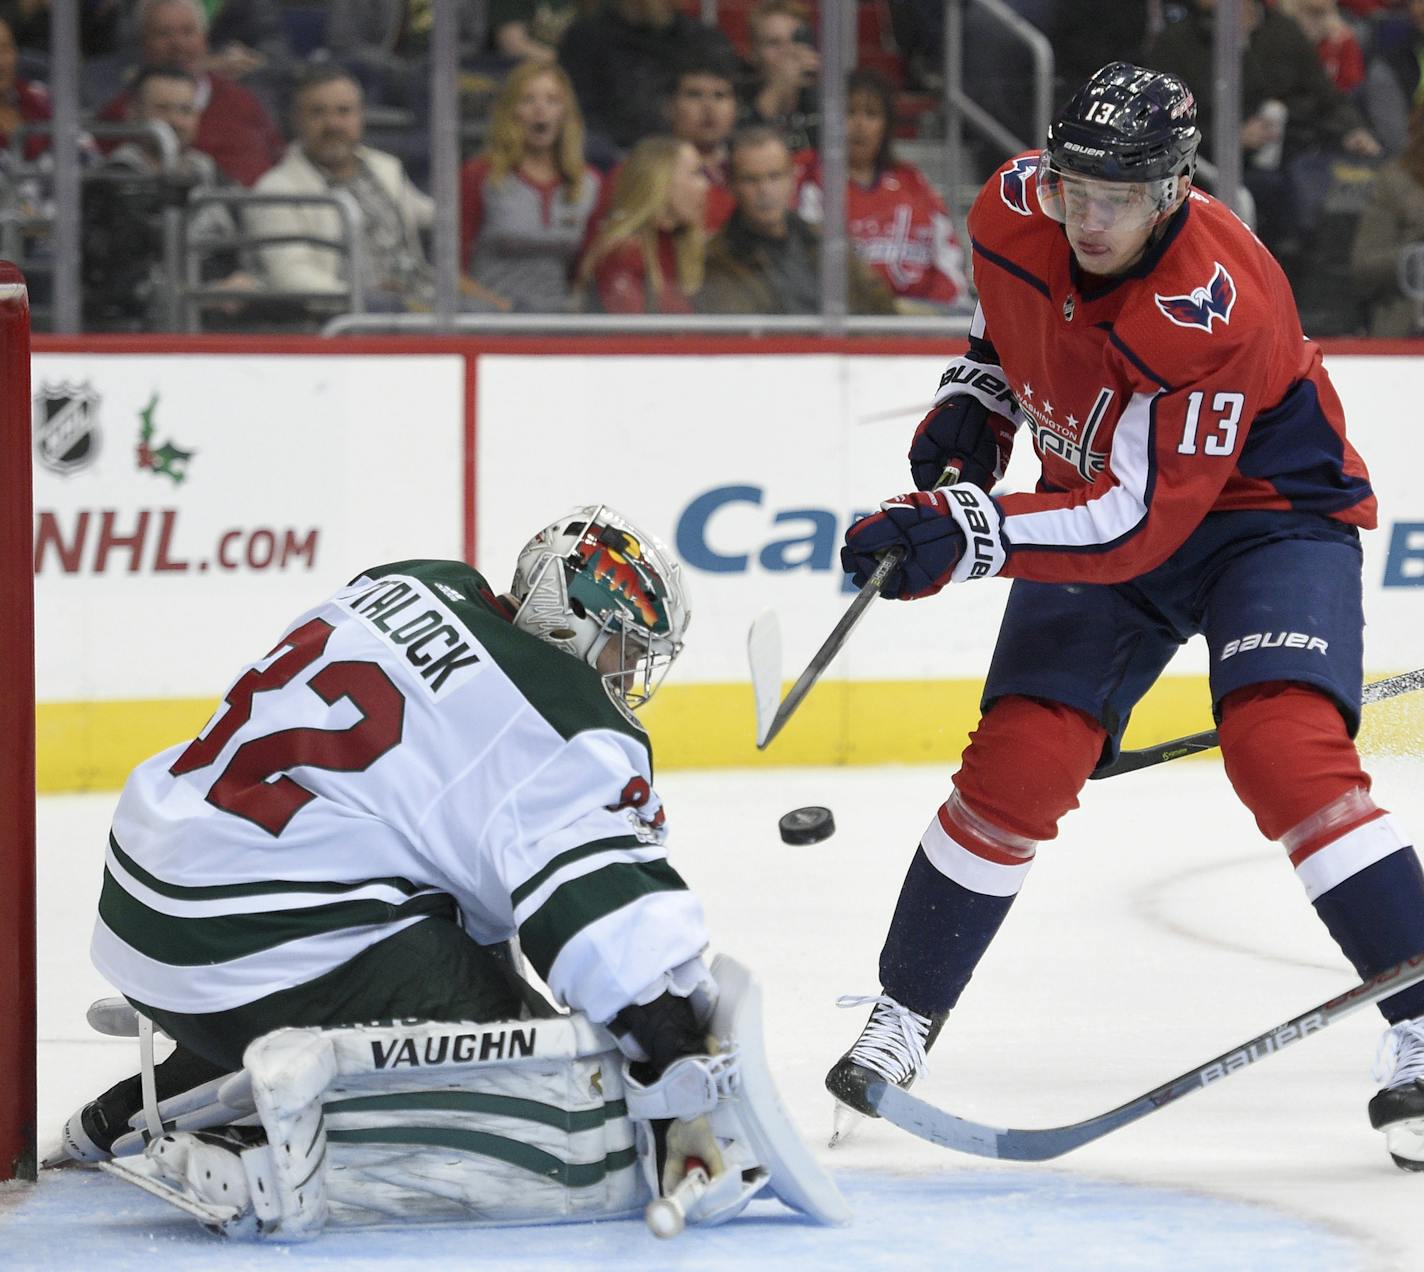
842;485;1006;599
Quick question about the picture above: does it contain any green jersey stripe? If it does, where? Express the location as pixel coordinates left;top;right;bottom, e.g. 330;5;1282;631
325;1091;629;1133
108;832;429;902
518;859;687;980
509;835;645;909
99;866;456;966
326;1125;638;1188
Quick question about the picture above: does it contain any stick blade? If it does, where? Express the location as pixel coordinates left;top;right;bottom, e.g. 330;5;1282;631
747;610;782;748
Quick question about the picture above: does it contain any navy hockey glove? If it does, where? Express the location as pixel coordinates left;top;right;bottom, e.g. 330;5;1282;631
841;491;966;600
908;396;1017;494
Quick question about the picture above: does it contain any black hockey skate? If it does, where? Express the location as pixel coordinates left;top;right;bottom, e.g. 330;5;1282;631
825;993;945;1146
1368;1018;1424;1171
47;1044;229;1167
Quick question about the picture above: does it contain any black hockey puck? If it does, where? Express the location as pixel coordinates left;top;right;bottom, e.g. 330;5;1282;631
779;806;836;845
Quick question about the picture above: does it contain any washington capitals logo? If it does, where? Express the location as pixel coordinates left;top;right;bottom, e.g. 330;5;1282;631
572;526;668;631
1154;262;1237;333
998;155;1038;217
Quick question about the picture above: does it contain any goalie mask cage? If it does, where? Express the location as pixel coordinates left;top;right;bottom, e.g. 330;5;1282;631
0;262;34;1181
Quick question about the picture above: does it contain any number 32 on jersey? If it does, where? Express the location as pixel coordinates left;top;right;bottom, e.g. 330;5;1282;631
169;618;407;837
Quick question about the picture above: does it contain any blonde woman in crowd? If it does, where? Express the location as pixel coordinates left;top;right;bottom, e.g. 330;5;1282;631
1351;100;1424;335
459;61;601;313
576;135;707;313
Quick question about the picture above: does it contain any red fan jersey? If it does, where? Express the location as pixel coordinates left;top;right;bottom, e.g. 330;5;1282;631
966;151;1375;586
797;156;968;303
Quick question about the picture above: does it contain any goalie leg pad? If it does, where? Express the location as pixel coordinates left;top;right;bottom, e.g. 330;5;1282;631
105;1013;650;1240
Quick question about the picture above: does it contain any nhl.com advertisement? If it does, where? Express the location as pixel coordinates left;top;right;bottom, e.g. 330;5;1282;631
31;352;464;716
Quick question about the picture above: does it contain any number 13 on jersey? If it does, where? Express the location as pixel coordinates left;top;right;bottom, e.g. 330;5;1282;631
1176;389;1245;456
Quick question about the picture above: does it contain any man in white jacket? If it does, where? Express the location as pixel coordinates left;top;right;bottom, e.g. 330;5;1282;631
250;65;435;311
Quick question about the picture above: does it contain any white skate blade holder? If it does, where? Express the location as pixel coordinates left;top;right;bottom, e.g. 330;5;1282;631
100;1154;244;1229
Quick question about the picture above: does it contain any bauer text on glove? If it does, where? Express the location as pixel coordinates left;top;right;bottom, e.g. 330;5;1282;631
909;355;1021;492
841;486;1006;598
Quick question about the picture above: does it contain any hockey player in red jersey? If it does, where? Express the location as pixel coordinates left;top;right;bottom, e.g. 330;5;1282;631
829;62;1424;1170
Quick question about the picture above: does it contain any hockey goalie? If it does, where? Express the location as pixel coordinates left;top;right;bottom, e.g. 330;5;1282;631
50;505;848;1239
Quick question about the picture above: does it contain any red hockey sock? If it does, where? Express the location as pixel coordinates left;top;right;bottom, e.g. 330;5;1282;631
1218;682;1381;853
952;695;1106;844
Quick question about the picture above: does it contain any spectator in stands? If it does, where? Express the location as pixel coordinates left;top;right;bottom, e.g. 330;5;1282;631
1364;0;1424;155
1279;0;1366;96
122;0;293;86
110;64;232;190
584;51;740;245
1148;0;1380;259
327;0;483;109
100;0;284;185
0;14;49;160
460;61;600;313
250;65;434;312
741;0;819;153
488;0;577;64
84;64;252;329
1351;99;1424;334
576;135;706;313
560;0;735;159
795;68;968;311
698;126;894;315
666;50;739;231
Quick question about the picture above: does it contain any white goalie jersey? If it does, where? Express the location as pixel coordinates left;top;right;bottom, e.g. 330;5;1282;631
92;559;708;1026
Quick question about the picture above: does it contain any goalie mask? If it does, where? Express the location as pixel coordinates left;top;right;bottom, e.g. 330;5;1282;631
510;505;690;709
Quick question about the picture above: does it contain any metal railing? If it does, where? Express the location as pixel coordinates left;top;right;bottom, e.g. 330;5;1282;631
174;189;368;332
943;0;1055;221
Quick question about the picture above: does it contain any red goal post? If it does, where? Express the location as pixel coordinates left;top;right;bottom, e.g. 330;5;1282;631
0;262;34;1181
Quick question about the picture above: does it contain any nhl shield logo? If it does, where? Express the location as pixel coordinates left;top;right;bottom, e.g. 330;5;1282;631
34;381;101;474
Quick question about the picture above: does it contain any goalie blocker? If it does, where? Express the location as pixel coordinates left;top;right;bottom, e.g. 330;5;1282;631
101;955;849;1240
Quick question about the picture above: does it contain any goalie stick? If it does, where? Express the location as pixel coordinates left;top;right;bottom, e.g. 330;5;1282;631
868;951;1424;1161
1093;667;1424;780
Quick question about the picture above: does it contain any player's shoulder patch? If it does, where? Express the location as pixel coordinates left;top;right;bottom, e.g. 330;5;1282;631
1153;261;1237;333
997;154;1040;217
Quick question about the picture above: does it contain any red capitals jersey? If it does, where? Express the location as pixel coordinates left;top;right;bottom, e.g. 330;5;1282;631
966;152;1375;585
797;156;968;303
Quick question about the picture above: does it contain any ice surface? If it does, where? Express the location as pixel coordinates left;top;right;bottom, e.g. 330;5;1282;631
9;755;1424;1270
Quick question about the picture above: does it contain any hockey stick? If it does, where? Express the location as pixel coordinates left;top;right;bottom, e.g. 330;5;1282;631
750;464;962;749
644;1161;712;1238
1092;667;1424;780
868;951;1424;1161
749;547;904;750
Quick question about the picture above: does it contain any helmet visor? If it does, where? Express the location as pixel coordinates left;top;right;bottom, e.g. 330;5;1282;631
1037;155;1177;231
